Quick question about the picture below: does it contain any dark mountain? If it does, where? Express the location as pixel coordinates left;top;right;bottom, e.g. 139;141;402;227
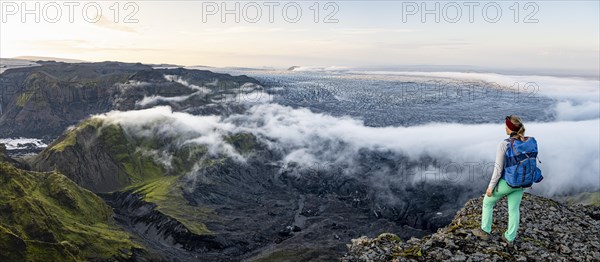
0;61;260;138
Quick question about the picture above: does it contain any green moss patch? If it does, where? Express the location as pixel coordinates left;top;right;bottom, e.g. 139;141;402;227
395;245;423;258
0;163;141;261
16;92;34;107
128;176;214;235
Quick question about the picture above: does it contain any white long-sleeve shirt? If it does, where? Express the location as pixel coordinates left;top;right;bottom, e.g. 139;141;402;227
488;140;509;190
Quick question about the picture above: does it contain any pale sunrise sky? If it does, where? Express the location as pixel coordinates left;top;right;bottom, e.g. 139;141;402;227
1;1;598;73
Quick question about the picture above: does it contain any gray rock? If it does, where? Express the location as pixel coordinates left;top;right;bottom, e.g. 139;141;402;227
342;194;600;261
560;244;572;254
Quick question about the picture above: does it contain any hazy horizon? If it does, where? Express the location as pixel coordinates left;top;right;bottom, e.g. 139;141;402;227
1;1;598;74
3;56;599;79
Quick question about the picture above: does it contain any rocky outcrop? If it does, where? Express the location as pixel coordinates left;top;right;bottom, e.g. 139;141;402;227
343;193;600;261
0;61;261;138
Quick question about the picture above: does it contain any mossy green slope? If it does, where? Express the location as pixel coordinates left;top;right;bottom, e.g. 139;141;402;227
34;117;261;238
0;162;142;261
127;176;215;235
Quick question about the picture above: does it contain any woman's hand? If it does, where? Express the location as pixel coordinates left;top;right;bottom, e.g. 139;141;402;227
486;188;493;197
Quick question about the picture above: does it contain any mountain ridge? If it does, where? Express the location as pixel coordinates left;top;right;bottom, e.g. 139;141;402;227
0;61;260;139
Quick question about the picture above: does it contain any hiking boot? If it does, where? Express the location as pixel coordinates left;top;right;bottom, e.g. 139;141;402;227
501;234;514;247
471;228;490;240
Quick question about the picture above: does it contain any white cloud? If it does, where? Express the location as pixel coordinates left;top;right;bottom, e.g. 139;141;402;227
93;101;599;196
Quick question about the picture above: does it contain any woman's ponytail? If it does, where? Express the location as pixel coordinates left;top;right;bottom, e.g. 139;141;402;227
508;115;526;141
516;125;526;141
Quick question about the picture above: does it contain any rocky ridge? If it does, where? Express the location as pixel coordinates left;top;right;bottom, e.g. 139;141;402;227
343;193;600;261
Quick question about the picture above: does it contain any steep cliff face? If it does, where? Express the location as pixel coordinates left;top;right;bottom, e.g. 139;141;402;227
0;162;147;261
343;193;600;261
0;61;261;138
30;119;165;193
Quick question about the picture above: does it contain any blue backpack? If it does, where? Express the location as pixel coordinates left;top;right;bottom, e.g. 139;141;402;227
501;137;543;188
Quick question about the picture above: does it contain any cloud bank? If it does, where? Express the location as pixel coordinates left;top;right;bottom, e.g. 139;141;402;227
93;102;599;196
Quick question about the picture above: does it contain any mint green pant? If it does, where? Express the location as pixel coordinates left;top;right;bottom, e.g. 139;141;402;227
481;178;524;242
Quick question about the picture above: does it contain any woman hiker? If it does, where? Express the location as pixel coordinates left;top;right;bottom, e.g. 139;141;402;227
472;115;528;244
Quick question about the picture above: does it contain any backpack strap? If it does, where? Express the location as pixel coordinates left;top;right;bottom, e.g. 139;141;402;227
510;138;519;157
498;138;512;193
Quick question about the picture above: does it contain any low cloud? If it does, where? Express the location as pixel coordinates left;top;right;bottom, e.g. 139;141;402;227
93;102;599;197
164;75;211;93
135;92;201;107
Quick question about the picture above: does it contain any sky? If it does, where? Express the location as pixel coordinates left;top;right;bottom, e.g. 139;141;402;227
1;1;598;73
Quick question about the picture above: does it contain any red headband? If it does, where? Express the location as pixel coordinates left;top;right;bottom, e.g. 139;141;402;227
505;118;520;131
